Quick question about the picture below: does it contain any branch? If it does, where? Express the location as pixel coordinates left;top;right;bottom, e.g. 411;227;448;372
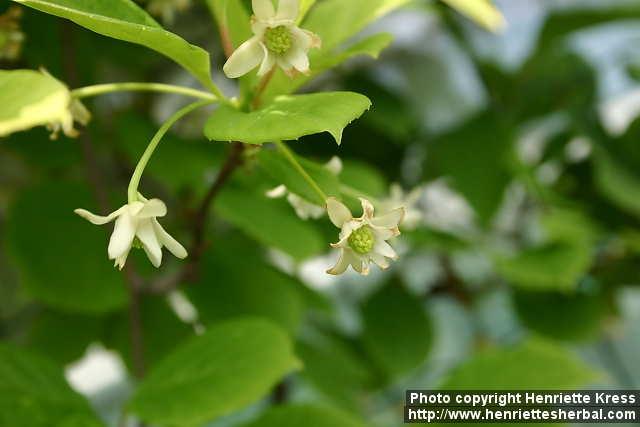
147;142;245;294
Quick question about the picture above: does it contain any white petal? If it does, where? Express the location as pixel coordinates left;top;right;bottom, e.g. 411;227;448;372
282;45;309;74
359;198;375;219
370;253;390;270
372;226;395;241
137;198;167;219
223;37;265;78
74;206;126;225
302;29;322;49
136;220;163;267
152;219;188;259
276;0;299;21
107;213;136;260
252;0;275;21
266;185;288;198
350;254;369;275
326;249;350;275
370;207;405;229
257;46;276;76
290;26;312;50
374;240;397;260
114;252;129;270
324;156;343;175
326;197;352;228
276;55;295;76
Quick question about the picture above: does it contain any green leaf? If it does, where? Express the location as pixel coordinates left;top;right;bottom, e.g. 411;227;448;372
205;92;371;145
496;243;591;291
186;239;304;334
594;150;640;219
0;344;104;427
440;0;505;32
297;335;374;409
129;318;301;426
496;209;596;291
5;182;128;313
361;284;432;380
0;69;71;137
13;0;216;91
258;149;340;205
302;0;408;54
441;337;600;389
239;404;365;427
514;289;607;342
26;310;104;366
216;183;325;260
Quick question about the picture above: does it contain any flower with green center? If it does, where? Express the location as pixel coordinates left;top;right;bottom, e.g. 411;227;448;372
223;0;321;78
348;225;375;254
326;197;405;276
74;195;187;270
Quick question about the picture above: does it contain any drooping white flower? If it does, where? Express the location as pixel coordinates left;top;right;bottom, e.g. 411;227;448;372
326;197;404;276
266;156;342;220
74;196;187;270
47;98;91;140
223;0;321;78
378;184;424;230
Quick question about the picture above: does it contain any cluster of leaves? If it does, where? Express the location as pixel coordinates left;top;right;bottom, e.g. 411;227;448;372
1;0;640;426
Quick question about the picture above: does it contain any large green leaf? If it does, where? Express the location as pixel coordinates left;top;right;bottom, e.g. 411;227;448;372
496;209;596;291
129;318;301;426
205;92;371;145
496;243;591;291
186;239;304;334
441;337;599;389
594;150;640;219
258;149;340;205
0;344;104;427
239;404;365;427
0;69;71;137
514;289;608;342
361;283;432;380
297;335;375;409
5;182;128;313
13;0;216;91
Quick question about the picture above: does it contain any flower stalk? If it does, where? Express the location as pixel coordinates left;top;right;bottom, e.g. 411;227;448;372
71;82;218;101
127;99;213;203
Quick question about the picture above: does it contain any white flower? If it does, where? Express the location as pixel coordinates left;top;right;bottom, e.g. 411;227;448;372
266;156;342;220
47;98;91;140
223;0;321;78
74;196;187;270
326;197;404;276
379;184;424;230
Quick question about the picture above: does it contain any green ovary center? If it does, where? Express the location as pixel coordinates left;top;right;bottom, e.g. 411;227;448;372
348;225;375;255
265;26;292;54
132;237;144;249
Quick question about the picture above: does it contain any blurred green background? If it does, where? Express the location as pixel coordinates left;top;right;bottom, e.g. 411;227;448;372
2;0;640;426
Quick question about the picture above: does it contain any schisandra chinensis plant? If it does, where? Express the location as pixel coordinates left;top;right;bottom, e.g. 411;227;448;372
0;0;511;425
